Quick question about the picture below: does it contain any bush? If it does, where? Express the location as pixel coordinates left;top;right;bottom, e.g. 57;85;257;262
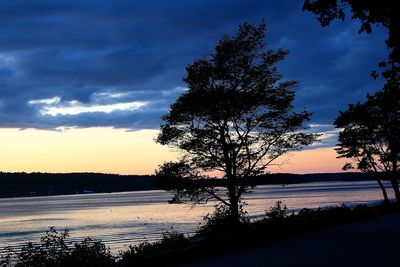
200;205;232;232
0;247;13;267
118;230;188;266
67;238;114;266
1;227;115;267
265;201;288;220
199;203;249;235
14;227;71;267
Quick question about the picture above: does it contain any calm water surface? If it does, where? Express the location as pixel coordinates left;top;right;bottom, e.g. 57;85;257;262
0;180;393;252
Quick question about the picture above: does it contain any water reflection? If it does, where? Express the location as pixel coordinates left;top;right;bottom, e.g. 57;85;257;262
0;180;393;252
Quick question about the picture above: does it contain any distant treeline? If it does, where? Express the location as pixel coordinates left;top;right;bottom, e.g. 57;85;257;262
0;172;375;198
0;172;156;198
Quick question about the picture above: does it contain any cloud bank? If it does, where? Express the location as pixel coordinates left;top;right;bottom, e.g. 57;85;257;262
0;0;388;146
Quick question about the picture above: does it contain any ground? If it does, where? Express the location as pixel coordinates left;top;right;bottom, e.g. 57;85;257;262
184;212;400;267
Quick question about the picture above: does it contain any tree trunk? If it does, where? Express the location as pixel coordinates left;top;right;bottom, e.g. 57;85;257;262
229;195;239;224
368;156;389;203
376;178;389;203
220;125;240;225
390;177;400;202
226;175;240;224
391;159;400;202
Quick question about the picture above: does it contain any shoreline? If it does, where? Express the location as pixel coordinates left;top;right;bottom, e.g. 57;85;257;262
0;173;377;199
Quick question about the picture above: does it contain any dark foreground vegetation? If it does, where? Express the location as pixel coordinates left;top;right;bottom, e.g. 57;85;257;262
0;172;376;198
2;201;400;267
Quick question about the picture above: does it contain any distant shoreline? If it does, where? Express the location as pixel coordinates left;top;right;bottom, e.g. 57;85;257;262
0;172;375;199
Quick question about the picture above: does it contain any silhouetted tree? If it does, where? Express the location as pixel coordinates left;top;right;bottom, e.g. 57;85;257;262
303;0;400;78
335;73;400;201
335;104;389;202
156;22;317;223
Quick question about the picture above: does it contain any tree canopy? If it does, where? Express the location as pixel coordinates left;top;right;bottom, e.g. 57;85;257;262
156;22;317;222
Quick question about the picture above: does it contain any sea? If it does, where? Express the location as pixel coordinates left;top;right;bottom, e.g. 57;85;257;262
0;180;393;253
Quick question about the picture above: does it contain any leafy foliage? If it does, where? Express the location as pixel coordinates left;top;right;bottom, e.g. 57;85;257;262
118;231;188;266
265;201;288;220
199;203;249;235
1;227;114;267
69;238;114;266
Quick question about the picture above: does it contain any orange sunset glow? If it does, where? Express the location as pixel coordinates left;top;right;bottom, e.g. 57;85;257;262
0;127;346;175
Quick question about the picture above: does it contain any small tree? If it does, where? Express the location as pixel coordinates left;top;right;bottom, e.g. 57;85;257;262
156;22;317;223
335;103;390;202
335;74;400;201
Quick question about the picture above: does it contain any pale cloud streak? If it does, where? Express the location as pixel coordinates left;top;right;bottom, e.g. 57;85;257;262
307;124;340;148
28;96;148;116
40;100;148;116
28;96;61;105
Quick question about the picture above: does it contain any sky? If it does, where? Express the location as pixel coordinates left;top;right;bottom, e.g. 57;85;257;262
0;0;388;174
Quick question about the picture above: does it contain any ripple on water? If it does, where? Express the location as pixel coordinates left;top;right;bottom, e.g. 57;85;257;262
0;180;393;252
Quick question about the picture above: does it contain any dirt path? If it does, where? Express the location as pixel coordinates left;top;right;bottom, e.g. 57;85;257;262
184;212;400;267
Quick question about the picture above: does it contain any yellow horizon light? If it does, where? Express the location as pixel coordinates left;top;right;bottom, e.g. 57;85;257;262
0;127;347;175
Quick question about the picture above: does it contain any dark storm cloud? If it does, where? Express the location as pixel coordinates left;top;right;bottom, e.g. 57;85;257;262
0;0;388;146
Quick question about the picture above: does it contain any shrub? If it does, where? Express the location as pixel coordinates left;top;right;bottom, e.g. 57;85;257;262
0;247;13;267
67;238;114;266
265;201;288;220
199;203;249;235
1;227;115;267
118;230;188;266
15;227;71;267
